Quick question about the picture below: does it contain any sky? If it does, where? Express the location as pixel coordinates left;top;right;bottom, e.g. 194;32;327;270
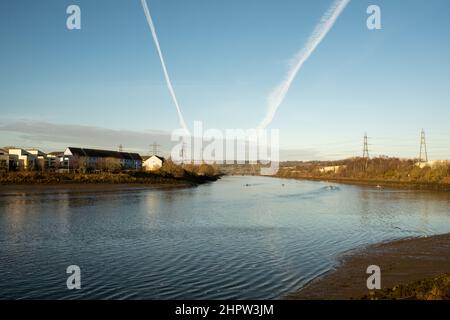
1;0;450;160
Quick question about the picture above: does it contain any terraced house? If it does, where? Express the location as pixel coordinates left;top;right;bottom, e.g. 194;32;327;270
26;149;48;171
7;148;37;170
63;147;142;172
0;148;9;171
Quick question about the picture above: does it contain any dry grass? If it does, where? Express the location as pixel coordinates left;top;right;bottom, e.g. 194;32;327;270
362;274;450;300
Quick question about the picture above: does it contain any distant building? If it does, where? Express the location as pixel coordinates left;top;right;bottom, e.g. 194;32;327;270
64;147;142;171
7;148;37;170
416;160;450;169
0;148;9;171
143;155;165;171
319;165;345;173
47;151;64;170
26;149;47;171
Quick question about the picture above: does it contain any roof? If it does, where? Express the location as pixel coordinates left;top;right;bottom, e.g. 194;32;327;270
26;149;47;156
67;147;142;161
48;151;64;156
143;155;165;162
7;148;32;155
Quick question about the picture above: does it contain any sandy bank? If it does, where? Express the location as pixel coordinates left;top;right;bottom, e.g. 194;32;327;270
277;175;450;192
287;233;450;299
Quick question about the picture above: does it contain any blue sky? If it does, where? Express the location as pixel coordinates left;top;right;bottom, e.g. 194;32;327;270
1;0;450;159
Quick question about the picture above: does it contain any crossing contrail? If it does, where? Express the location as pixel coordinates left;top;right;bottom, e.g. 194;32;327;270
257;0;350;130
141;0;189;133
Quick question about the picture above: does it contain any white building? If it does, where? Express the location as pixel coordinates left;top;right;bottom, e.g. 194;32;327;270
319;165;345;173
0;148;9;171
7;148;37;170
416;160;450;169
143;155;165;171
26;149;47;170
47;152;64;170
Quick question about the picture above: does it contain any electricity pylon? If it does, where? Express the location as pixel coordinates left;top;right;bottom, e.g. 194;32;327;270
419;129;428;163
362;133;370;159
150;142;160;155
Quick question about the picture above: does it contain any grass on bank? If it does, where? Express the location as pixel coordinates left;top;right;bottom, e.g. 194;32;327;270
0;160;221;185
278;157;450;190
362;273;450;300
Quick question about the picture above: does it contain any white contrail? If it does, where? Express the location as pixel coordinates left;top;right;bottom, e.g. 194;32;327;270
257;0;350;130
141;0;189;133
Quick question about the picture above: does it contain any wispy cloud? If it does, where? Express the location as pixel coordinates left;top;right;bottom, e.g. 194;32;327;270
0;120;173;154
257;0;350;129
0;120;323;160
141;0;189;133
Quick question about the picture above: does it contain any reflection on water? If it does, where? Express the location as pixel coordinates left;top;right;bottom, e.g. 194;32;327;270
0;177;450;299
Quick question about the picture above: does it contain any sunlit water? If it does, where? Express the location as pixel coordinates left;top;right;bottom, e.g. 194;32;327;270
1;176;450;299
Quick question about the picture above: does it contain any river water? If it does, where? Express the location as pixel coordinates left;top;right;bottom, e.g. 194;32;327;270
1;176;450;299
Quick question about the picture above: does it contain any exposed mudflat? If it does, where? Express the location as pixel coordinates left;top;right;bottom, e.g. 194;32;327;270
287;233;450;299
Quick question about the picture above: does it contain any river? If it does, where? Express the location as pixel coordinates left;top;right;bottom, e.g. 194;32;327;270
1;176;450;299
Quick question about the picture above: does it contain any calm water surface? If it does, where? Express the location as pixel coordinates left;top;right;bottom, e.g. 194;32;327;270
1;176;450;299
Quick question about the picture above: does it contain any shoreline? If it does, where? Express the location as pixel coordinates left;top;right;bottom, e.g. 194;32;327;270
276;175;450;192
0;181;199;195
287;233;450;300
0;172;221;195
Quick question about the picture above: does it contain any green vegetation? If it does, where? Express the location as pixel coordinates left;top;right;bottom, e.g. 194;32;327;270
277;157;450;190
362;273;450;300
0;160;221;185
